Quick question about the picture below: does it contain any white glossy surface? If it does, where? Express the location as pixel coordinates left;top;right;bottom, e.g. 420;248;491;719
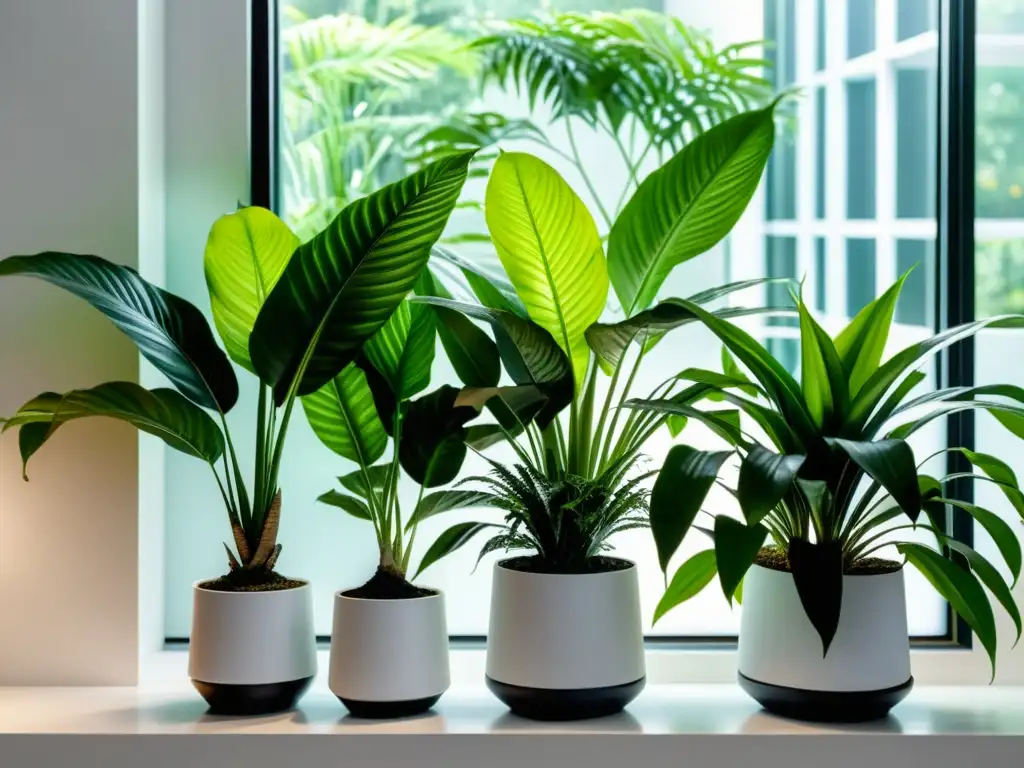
329;591;450;702
739;565;912;691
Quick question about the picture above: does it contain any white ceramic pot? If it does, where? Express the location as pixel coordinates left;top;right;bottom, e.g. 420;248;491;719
189;581;317;715
485;558;645;721
738;563;913;721
329;590;450;718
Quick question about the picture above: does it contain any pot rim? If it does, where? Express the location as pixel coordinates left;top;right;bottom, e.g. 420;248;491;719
192;578;311;595
748;562;905;579
495;556;637;577
334;587;445;603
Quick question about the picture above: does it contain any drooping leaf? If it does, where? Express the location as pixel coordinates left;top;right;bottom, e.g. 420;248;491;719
414;522;497;579
338;463;390;499
608;103;777;315
714;516;768;604
650;445;733;572
942;539;1022;646
738;445;806;525
407;489;501;529
485;151;608;388
675;367;763;398
362;300;436;400
653;549;717;625
833;272;908;398
898;542;998;679
465;424;508;450
830;437;921;522
959;448;1024;521
204;207;299;373
624;399;743;446
0;252;238;412
938;497;1022;586
317;490;372;520
301;363;387;466
249;150;475;404
4;382;225;477
399;385;479;487
862;369;928;438
787;537;844;656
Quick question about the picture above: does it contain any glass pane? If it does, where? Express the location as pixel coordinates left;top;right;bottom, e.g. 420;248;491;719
816;0;827;70
847;0;876;58
846;79;877;219
976;67;1024;219
896;69;938;219
814;237;827;312
845;237;877;316
766;236;798;326
897;0;938;40
895;239;934;326
767;337;800;376
978;0;1024;33
815;86;826;219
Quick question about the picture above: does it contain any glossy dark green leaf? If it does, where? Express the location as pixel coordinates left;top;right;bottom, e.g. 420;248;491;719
653;549;717;625
650;446;733;572
738;445;805;525
787;537;844;656
624;399;743;446
317;490;371;520
939;497;1022;586
959;448;1024;520
399;385;479;487
249;151;475;404
714;516;768;604
830;437;921;522
0;252;237;412
3;382;225;477
675;367;763;398
943;539;1022;646
898;542;998;679
407;489;501;529
414;522;497;579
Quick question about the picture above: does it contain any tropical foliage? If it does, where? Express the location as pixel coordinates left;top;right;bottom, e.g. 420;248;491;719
629;278;1024;674
412;101;784;573
0;152;473;581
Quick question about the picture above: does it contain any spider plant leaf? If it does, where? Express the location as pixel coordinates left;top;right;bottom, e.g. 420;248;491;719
301;363;387;466
317;490;372;521
650;445;733;572
938;497;1022;586
833;271;908;398
862;369;927;438
414;522;497;579
829;437;921;522
407;490;502;529
0;252;238;412
714;516;769;604
653;549;717;625
485;151;608;389
957;448;1024;521
4;382;225;478
204;207;299;373
362;300;436;401
675;367;763;398
608;103;777;315
249;150;475;404
898;542;997;680
738;445;806;525
787;537;843;656
623;399;743;446
942;539;1022;645
990;408;1024;440
798;300;849;428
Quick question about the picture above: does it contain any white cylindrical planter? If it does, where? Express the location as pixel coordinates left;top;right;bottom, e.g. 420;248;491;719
485;559;645;721
738;563;913;722
329;591;450;718
189;581;317;715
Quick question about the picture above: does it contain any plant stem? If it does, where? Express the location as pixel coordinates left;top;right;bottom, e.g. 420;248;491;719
597;348;644;472
403;484;427;576
577;359;599;478
254;385;268;517
554;418;569;476
565;119;613;228
590;355;626;476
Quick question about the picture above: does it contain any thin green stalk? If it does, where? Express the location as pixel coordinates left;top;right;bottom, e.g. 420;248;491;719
402;484;427;576
850;524;929;561
554;418;569;475
383;411;404;564
565;120;613;228
524;423;544;468
501;426;537;467
266;389;299;505
589;354;627;476
253;384;268;517
577;359;599;478
597;349;644;472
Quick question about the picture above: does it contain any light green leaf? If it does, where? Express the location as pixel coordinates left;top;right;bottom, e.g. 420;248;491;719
249;150;475;404
301;363;387;466
653;549;717;625
833;272;908;397
798;301;848;427
485;151;608;388
204;207;299;373
608;104;777;315
363;301;436;400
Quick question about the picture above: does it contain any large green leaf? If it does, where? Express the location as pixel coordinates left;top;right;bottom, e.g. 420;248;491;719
650;445;733;572
787;538;844;656
407;489;501;529
608;103;777;315
399;385;479;487
653;549;717;625
204;207;299;373
414;522;497;579
362;300;436;401
830;437;921;522
317;490;372;520
301;363;387;466
249;150;475;404
714;516;768;604
942;539;1022;645
833;273;908;398
485;151;608;388
0;252;237;412
430;245;527;317
3;382;224;477
898;542;998;678
338;463;391;499
738;446;806;525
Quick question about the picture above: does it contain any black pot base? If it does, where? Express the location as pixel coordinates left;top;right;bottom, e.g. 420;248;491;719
486;676;645;721
339;694;443;719
738;672;914;723
192;676;314;716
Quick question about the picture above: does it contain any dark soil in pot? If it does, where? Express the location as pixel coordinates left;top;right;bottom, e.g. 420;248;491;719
199;570;306;592
755;547;902;575
500;555;634;574
343;567;438;599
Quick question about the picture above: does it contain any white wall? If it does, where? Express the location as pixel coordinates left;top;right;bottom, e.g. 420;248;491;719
0;0;167;685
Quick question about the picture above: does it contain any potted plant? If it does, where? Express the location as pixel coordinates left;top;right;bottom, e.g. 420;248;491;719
0;152;474;714
629;279;1024;722
413;101;784;720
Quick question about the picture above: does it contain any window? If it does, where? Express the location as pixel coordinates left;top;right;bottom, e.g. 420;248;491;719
159;0;1015;644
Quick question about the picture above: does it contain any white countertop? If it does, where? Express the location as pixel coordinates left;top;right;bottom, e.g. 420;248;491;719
1;684;1022;767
